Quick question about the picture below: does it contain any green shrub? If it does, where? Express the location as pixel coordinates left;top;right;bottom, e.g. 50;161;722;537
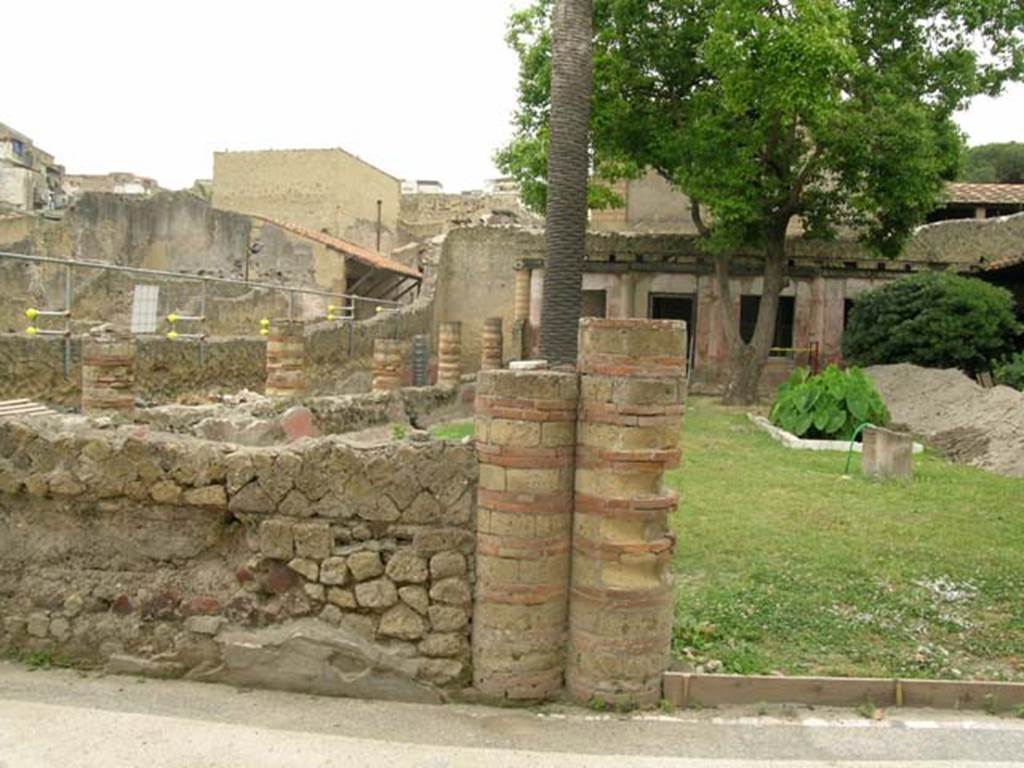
842;272;1021;375
994;352;1024;391
770;365;890;440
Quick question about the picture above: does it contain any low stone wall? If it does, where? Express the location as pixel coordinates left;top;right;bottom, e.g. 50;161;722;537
0;414;477;701
134;387;462;445
0;334;266;407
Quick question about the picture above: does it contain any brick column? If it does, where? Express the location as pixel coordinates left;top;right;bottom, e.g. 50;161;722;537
265;320;306;398
568;318;686;707
81;331;135;416
372;338;404;392
437;321;462;388
472;368;578;701
514;266;531;322
481;317;504;371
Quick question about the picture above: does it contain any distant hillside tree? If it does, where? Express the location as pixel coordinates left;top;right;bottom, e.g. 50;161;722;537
961;143;1024;184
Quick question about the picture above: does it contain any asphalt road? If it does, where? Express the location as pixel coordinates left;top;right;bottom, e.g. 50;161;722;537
1;662;1022;767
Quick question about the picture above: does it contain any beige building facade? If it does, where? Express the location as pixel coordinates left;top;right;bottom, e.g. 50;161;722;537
212;148;401;254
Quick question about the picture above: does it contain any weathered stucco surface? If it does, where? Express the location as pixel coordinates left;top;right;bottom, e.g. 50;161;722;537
0;412;477;700
0;192;354;335
213;149;400;254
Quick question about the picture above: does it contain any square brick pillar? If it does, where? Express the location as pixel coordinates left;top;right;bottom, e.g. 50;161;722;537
471;367;578;701
265;319;306;398
568;318;687;707
81;330;135;416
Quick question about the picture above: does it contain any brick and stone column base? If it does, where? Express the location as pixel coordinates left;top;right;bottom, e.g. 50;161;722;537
438;321;462;388
471;367;578;701
372;338;404;392
567;318;687;707
82;330;135;416
481;317;504;371
265;320;306;398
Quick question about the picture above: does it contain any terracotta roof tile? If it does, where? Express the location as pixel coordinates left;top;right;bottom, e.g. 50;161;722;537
255;217;421;280
945;182;1024;206
981;253;1024;272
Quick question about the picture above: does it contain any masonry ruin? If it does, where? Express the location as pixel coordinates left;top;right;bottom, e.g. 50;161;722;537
0;310;688;706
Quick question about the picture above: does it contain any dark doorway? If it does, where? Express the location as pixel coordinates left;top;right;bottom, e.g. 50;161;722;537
649;293;697;368
739;295;795;355
582;289;608;318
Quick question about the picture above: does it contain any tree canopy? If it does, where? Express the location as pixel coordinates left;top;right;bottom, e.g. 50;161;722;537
498;0;1024;401
961;142;1024;183
498;0;1024;258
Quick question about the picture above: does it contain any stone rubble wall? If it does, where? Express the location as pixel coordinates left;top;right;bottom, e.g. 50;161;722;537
133;387;462;445
0;415;477;701
0;334;266;407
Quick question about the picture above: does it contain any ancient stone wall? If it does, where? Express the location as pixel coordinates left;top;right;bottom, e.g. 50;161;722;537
398;192;541;245
0;334;266;406
0;192;354;335
213;149;401;254
0;415;477;701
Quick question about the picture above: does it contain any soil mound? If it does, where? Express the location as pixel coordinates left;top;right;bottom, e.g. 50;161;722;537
865;363;1024;477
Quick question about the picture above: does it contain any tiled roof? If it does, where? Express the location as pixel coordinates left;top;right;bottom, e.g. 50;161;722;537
945;182;1024;206
981;253;1024;272
256;217;421;280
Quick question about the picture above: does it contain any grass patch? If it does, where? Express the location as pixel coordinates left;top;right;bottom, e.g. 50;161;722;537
668;397;1024;681
430;420;474;441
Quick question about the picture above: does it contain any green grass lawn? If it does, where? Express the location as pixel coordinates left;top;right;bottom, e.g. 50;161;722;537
667;397;1024;681
430;420;475;441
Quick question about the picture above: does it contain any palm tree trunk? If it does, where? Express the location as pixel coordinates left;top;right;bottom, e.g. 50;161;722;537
541;0;593;366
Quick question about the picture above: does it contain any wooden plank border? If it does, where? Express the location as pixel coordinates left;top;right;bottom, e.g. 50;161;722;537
663;672;1024;712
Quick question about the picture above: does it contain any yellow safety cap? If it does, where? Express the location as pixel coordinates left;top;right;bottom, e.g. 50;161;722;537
25;308;39;320
260;329;270;336
166;331;179;340
26;326;38;335
260;318;270;327
167;313;179;324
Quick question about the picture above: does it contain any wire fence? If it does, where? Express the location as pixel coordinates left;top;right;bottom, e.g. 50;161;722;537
0;250;408;374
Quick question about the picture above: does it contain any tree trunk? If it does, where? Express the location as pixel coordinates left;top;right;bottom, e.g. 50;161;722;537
720;233;788;405
541;0;593;366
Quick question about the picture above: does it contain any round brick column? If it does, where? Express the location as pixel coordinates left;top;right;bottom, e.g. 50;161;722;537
265;320;306;398
480;317;504;371
514;267;531;322
437;321;462;388
568;318;686;707
472;368;578;701
372;338;404;392
82;331;135;416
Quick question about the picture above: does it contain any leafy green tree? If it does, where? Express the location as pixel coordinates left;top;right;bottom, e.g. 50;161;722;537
498;0;1024;402
842;272;1022;374
961;142;1024;184
542;0;594;365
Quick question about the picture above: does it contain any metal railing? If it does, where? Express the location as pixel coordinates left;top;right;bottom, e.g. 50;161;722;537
0;250;404;375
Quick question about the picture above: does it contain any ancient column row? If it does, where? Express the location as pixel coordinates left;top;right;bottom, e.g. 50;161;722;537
471;317;687;707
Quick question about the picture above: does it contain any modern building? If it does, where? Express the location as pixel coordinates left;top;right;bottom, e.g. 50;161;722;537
0;122;64;213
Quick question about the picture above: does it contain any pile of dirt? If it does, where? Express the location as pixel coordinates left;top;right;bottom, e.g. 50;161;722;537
865;363;1024;478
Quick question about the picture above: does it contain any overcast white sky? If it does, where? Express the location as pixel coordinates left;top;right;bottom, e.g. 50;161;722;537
3;0;1022;192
